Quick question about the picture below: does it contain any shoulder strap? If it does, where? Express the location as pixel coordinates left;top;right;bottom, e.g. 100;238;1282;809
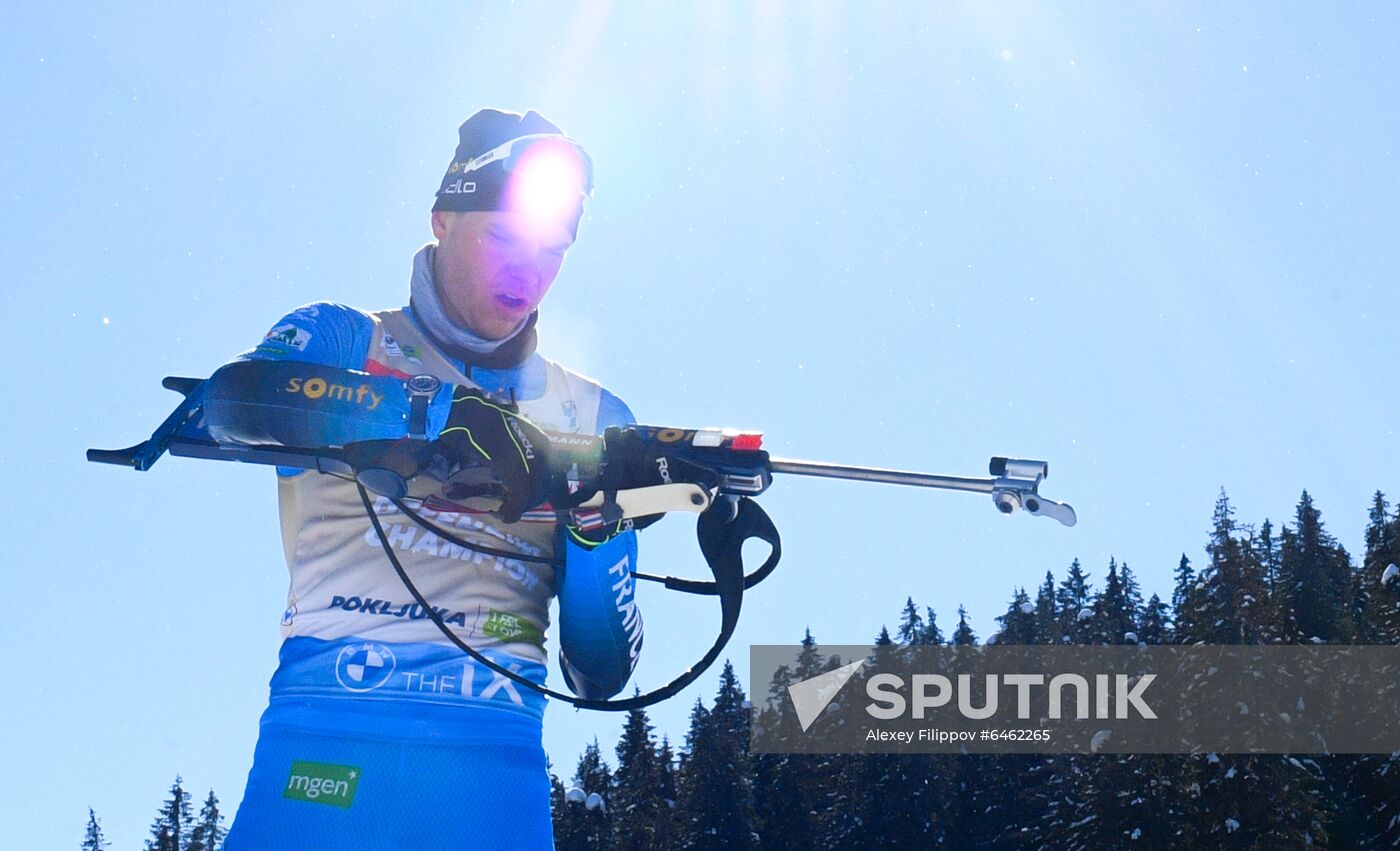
364;484;782;712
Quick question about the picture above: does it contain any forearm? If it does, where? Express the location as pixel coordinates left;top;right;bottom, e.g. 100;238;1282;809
556;532;643;699
193;359;452;450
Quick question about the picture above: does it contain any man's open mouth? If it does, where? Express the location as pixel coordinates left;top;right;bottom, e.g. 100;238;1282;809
496;293;529;311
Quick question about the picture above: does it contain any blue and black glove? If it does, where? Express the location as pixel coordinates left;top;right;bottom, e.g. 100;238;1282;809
597;426;720;494
433;389;553;523
559;426;723;544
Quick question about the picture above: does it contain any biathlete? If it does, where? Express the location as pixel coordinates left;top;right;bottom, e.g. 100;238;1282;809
202;108;651;849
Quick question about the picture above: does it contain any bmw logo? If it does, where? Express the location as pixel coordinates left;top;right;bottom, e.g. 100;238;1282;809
334;642;398;692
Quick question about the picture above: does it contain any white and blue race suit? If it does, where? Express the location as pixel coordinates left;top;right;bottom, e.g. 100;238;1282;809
210;286;643;849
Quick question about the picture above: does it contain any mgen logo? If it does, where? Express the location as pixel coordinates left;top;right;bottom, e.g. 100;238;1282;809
284;761;360;808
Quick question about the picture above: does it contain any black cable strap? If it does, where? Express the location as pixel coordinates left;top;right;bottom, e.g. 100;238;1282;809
359;484;780;712
389;496;564;567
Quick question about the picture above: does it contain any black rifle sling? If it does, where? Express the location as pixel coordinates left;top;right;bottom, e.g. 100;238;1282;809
637;495;782;595
360;485;780;712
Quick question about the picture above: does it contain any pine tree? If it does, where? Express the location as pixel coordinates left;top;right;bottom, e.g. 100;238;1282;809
1065;752;1197;849
895;597;925;645
783;628;842;842
816;609;953;847
1090;604;1195;847
1062;561;1193;848
826;750;946;848
1171;553;1197;640
555;740;614;850
657;736;679;821
873;625;893;646
550;763;568;845
754;643;821;849
1255;518;1280;593
1040;562;1140;848
989;583;1066;847
677;661;757;848
1119;560;1145;622
1364;491;1396;561
1040;557;1191;849
1187;492;1330;846
979;591;1043;848
1034;570;1058;642
1187;490;1272;645
995;588;1038;645
940;607;989;847
922;606;945;645
146;776;193;851
1056;559;1093;642
1138;593;1170;645
1357;491;1400;644
612;694;670;851
1340;491;1400;848
81;808;109;851
187;789;225;851
1089;558;1138;645
1278;490;1354;643
1014;753;1088;849
794;628;823;680
1371;501;1400;645
754;746;819;849
950;605;977;646
1190;755;1328;848
813;745;860;848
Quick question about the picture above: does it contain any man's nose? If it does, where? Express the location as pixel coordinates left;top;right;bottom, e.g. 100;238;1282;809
505;250;546;289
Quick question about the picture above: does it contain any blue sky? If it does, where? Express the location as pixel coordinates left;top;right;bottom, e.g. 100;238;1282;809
4;3;1398;848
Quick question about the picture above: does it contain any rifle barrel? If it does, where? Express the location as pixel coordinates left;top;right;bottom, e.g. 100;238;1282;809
767;457;995;495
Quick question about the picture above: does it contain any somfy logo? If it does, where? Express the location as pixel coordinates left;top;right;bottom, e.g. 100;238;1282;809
788;660;866;732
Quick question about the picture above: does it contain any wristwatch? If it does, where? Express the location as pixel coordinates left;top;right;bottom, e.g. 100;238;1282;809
405;374;441;439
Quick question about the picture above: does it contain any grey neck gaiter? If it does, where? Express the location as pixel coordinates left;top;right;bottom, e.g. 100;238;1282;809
407;243;537;368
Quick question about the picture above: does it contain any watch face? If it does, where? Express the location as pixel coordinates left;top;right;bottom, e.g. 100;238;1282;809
407;374;441;394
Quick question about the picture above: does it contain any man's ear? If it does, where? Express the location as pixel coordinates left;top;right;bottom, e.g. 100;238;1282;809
431;210;453;240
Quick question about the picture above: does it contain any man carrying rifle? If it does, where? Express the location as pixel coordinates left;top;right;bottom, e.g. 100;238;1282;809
204;108;657;849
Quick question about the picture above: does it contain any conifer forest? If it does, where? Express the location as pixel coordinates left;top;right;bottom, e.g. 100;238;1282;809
549;489;1400;849
86;489;1400;849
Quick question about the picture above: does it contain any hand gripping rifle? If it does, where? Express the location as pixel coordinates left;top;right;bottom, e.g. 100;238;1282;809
89;371;1076;711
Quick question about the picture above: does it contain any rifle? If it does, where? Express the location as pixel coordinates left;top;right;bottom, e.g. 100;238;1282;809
87;374;1077;527
88;369;1076;711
